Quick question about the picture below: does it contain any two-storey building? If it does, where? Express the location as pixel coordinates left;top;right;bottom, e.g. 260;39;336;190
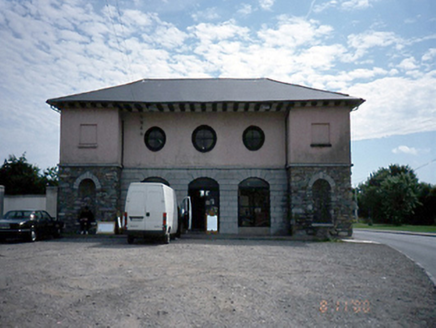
47;78;364;236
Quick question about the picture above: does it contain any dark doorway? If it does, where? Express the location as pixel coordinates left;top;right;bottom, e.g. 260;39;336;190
78;179;96;227
78;179;96;209
312;179;332;224
188;178;219;231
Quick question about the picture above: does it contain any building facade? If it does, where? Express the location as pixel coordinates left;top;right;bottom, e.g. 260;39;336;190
47;78;364;235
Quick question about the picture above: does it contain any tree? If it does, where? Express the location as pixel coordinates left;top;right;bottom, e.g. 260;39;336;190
380;173;420;225
358;164;420;225
0;154;58;195
42;166;59;187
408;183;436;225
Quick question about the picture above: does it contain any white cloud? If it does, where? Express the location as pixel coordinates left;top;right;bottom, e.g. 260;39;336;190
238;4;253;16
257;16;333;48
392;146;419;155
349;72;436;140
345;31;403;61
192;7;220;22
314;0;376;13
1;0;435;170
422;48;436;62
398;57;418;71
188;20;250;44
313;1;338;13
259;0;275;11
341;0;371;10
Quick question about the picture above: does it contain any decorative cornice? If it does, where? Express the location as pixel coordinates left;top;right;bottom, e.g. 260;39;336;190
287;163;352;168
59;163;122;168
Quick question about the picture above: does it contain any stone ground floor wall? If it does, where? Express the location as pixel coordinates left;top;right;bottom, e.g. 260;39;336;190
121;168;289;235
288;164;354;234
57;165;354;236
58;165;122;232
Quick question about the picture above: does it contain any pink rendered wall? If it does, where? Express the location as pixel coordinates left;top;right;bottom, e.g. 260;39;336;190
122;111;287;168
60;108;121;165
287;106;351;164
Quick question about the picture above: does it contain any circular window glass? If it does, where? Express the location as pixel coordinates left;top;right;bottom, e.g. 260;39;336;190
243;126;265;151
144;127;166;151
192;125;217;152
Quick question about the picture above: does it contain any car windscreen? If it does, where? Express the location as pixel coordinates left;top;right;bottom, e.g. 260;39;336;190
3;211;34;220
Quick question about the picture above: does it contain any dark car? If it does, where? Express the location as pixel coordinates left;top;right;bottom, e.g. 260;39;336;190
0;210;64;242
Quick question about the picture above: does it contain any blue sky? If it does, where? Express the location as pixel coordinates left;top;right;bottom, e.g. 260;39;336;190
0;0;435;186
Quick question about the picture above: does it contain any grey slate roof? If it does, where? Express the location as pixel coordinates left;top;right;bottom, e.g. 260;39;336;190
47;78;364;109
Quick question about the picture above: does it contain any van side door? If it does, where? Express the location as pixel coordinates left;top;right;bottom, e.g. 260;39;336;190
180;196;192;231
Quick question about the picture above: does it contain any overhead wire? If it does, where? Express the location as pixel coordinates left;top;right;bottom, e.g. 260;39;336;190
414;158;436;172
114;0;134;82
105;0;134;83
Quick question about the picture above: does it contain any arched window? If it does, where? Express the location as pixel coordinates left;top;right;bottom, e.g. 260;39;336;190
238;178;270;227
312;179;332;224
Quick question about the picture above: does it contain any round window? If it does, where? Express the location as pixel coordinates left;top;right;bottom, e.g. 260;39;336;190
144;127;166;151
243;126;265;151
192;125;217;152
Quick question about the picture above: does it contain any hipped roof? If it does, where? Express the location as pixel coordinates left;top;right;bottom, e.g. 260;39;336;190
47;78;365;110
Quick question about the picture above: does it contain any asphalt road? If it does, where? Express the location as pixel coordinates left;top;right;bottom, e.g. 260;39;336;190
353;230;436;285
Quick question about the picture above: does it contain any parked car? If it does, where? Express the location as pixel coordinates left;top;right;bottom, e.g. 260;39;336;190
0;210;64;242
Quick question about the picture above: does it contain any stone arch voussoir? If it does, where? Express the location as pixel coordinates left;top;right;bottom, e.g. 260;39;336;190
73;172;102;190
308;172;335;190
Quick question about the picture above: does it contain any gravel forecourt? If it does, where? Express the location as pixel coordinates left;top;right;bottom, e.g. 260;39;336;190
1;235;435;328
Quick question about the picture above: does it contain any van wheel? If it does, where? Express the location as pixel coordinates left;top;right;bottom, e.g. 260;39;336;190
127;235;134;244
163;233;170;244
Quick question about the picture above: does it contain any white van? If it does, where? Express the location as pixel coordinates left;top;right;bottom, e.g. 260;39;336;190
124;183;179;244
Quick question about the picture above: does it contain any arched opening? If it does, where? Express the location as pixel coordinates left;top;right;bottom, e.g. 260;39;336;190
142;177;170;186
79;179;96;203
238;178;270;227
188;178;219;231
312;179;332;224
78;178;96;219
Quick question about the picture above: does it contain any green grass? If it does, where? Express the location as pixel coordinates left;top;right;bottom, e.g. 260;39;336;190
353;223;436;233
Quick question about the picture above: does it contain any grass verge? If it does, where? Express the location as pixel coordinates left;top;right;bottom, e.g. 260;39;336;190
353;223;436;233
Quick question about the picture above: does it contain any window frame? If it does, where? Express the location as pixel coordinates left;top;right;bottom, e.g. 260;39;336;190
238;178;270;228
192;125;217;153
144;126;166;152
310;123;331;148
79;124;98;148
242;126;265;151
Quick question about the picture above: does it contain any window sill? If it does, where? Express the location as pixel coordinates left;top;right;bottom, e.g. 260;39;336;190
310;143;332;148
78;144;98;149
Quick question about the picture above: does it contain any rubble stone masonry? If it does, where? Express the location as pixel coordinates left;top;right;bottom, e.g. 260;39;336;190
58;165;121;231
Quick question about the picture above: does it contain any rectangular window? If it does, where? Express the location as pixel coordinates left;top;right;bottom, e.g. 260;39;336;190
311;123;331;147
79;124;97;148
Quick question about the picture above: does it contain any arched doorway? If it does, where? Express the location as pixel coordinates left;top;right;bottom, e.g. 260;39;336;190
238;178;270;227
78;179;96;206
142;177;170;186
188;178;219;231
78;178;96;220
312;179;332;224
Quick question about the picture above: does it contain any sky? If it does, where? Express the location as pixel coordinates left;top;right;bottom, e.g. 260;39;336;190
0;0;435;186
